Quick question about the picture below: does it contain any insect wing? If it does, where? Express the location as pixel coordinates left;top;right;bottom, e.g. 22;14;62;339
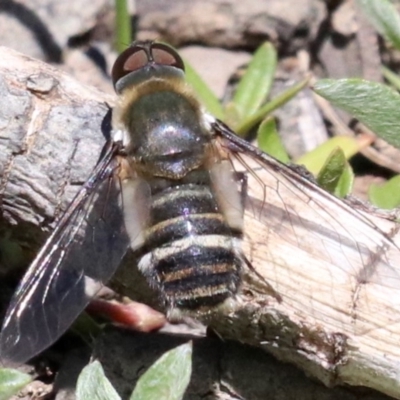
214;120;400;337
0;142;130;365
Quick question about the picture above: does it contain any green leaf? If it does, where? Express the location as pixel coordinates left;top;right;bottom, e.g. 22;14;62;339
257;117;289;163
130;342;192;400
316;148;354;197
382;66;400;92
76;361;120;400
232;42;277;120
296;136;360;175
313;79;400;149
357;0;400;50
335;162;354;198
184;61;225;120
115;0;133;53
0;368;32;400
236;77;310;135
369;175;400;209
224;102;242;129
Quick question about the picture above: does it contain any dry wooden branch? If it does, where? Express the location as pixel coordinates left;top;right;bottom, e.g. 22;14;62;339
0;46;399;399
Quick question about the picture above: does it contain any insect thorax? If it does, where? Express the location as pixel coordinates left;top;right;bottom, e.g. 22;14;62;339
117;77;212;179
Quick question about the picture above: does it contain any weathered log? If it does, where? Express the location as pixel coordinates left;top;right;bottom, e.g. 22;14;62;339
0;46;399;399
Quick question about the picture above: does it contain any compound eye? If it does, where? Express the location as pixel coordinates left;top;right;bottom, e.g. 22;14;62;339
111;42;185;87
111;45;148;86
150;43;185;71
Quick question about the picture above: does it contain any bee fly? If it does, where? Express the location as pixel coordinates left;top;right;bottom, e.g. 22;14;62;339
1;41;399;366
0;41;246;364
112;41;244;314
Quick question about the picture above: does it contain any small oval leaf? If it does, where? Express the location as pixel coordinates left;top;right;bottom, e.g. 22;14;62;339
76;361;120;400
382;66;400;92
233;42;277;120
316;148;353;197
236;77;309;135
257;117;289;163
369;175;400;209
130;342;192;400
317;148;346;193
334;163;354;198
184;60;224;120
297;136;361;175
314;79;400;149
224;101;242;131
357;0;400;50
0;368;32;400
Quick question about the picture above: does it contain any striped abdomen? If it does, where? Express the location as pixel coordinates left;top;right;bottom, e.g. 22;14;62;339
136;176;243;311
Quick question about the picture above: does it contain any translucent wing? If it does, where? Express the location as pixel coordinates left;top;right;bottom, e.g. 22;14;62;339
0;141;130;365
214;120;400;338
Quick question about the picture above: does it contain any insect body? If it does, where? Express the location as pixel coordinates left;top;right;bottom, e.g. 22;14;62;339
0;41;247;364
1;41;399;366
111;42;243;313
